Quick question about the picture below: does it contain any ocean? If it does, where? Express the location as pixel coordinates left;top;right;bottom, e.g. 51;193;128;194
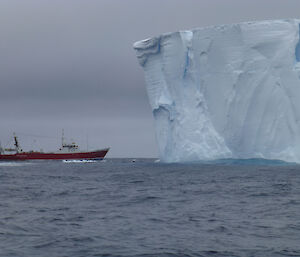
0;159;300;257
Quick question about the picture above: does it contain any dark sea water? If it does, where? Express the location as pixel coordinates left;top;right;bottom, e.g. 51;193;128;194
1;158;300;257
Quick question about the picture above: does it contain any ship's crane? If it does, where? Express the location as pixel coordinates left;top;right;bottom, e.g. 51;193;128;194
3;133;22;153
13;133;20;152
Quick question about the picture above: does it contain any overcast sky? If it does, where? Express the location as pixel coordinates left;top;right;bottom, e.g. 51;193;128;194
1;0;300;157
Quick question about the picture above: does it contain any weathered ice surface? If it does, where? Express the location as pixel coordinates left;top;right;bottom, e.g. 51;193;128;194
134;19;300;163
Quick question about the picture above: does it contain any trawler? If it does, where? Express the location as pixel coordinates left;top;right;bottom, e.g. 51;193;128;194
0;131;109;161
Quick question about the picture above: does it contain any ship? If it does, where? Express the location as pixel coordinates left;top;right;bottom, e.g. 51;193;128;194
0;131;109;161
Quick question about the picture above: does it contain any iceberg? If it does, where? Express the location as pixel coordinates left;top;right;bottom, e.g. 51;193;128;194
134;19;300;163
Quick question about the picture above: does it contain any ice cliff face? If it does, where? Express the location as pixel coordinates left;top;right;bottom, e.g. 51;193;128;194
134;19;300;163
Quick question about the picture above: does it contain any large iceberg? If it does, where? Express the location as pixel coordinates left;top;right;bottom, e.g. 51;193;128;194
134;19;300;163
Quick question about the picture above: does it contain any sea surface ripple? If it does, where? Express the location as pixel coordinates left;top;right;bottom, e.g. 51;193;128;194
0;159;300;257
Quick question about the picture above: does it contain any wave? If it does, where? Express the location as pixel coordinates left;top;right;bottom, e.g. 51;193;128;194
0;162;34;167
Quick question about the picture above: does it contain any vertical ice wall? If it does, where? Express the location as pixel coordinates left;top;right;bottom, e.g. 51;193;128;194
134;19;300;163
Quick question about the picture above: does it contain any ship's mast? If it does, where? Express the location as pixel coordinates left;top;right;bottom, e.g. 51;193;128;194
59;129;79;152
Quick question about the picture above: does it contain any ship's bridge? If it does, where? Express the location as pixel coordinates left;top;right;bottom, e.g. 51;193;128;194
59;142;80;153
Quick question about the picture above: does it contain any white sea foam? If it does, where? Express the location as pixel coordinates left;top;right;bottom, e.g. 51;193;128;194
62;160;99;163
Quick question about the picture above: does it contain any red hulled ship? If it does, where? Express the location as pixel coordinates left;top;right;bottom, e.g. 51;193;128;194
0;132;109;161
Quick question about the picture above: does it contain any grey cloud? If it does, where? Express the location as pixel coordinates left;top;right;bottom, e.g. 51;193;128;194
1;0;300;157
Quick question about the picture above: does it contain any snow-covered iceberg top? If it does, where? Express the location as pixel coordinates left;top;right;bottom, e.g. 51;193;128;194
134;19;300;163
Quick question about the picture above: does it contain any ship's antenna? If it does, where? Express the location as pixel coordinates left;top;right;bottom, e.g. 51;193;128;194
86;133;89;151
62;129;65;147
